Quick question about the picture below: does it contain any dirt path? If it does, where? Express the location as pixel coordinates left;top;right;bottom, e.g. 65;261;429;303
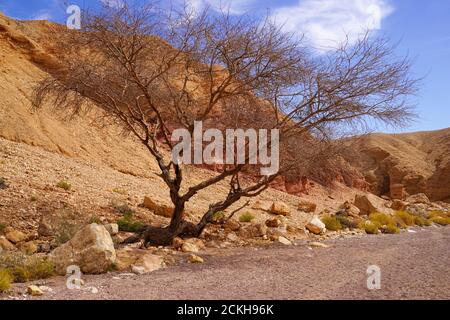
7;226;450;300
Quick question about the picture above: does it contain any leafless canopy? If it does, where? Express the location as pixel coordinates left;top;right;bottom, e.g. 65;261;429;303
33;1;418;244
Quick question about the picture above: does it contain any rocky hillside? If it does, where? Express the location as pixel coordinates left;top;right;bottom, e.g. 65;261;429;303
1;11;448;204
343;128;450;202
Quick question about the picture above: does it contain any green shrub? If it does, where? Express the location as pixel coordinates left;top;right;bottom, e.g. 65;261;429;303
361;221;380;235
117;217;145;232
321;216;342;231
430;216;450;226
381;224;400;234
56;180;71;191
0;177;7;190
239;212;255;223
394;211;415;226
413;215;432;227
428;210;449;219
112;188;127;195
211;211;226;222
0;253;54;283
0;269;12;292
335;216;359;230
30;196;38;202
369;212;396;226
0;223;6;234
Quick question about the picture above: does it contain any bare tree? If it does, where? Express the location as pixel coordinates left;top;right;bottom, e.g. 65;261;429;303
33;1;418;245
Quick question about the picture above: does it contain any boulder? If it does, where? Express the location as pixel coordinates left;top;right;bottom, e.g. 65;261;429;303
305;217;326;235
5;229;27;244
339;201;361;217
116;248;164;273
18;241;38;255
354;194;391;215
278;236;292;245
406;193;430;204
188;255;204;263
305;223;322;235
390;199;408;211
143;197;173;218
49;224;116;275
238;223;268;239
265;218;282;228
27;285;43;296
0;236;16;251
297;200;317;213
181;242;199;253
251;201;272;211
270;202;291;216
224;219;240;232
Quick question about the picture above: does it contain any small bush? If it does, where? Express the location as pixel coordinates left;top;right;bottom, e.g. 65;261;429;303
428;210;449;219
361;221;380;235
0;223;6;234
394;211;415;226
112;188;127;195
0;253;54;283
0;177;7;190
89;215;102;224
414;215;432;227
30;196;38;202
56;180;71;191
211;211;226;222
0;269;12;292
430;216;450;226
381;224;400;234
113;203;135;217
117;217;145;232
239;212;255;223
369;212;396;227
321;216;342;231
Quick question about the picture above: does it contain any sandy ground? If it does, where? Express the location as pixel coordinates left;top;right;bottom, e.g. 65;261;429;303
5;226;449;300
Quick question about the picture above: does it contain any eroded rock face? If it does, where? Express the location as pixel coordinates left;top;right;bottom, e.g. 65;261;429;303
49;224;116;275
342;129;450;202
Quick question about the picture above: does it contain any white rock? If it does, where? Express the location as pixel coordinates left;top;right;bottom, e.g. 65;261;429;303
49;224;116;275
132;265;146;275
278;236;292;245
310;217;326;232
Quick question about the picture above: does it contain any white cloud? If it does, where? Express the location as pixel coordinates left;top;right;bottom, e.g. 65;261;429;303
187;0;257;15
271;0;394;51
100;0;125;8
33;11;52;21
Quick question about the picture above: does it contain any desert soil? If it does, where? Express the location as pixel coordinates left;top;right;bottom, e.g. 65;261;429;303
6;226;449;300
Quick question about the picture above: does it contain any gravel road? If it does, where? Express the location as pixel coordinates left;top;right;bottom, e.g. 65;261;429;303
8;226;450;300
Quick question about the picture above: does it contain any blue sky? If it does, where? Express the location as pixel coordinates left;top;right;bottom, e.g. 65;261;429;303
0;0;448;133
